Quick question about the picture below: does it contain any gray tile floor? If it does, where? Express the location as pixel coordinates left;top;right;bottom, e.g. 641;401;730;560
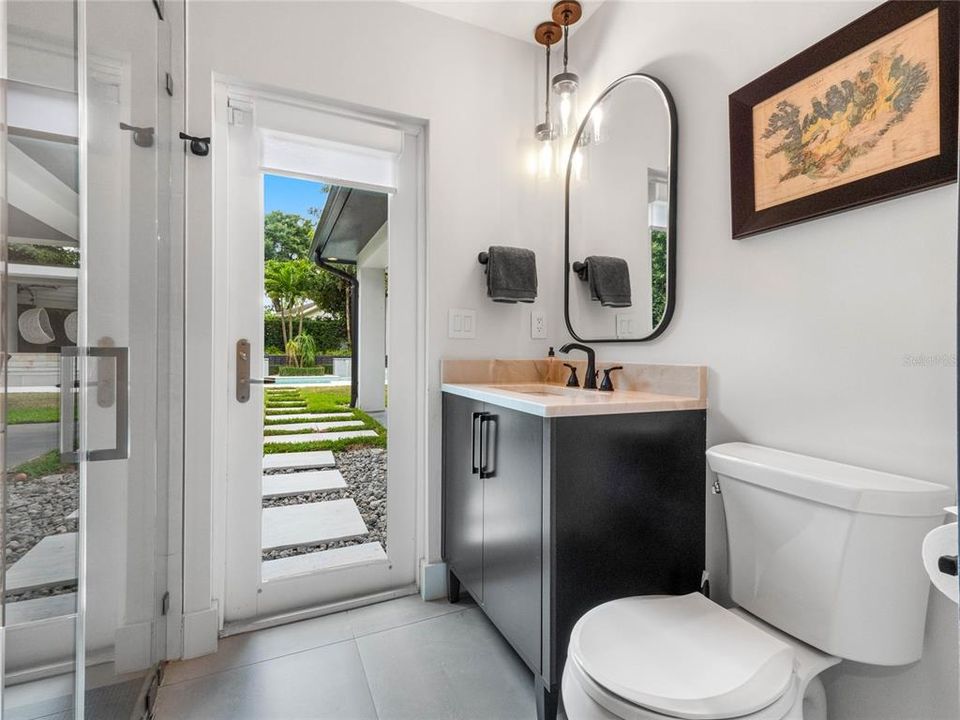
156;594;542;720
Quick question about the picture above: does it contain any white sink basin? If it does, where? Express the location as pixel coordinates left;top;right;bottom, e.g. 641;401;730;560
496;384;599;398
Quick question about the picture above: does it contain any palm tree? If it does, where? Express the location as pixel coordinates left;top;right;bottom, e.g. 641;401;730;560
264;259;314;350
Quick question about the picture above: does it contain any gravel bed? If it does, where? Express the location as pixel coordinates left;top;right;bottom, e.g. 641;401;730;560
5;470;79;602
5;471;79;566
262;447;386;561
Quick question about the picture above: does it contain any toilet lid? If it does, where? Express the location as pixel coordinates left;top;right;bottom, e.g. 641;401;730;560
569;593;795;720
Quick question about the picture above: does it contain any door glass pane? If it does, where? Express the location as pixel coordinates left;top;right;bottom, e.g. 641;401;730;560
2;0;180;716
3;0;81;717
80;0;175;715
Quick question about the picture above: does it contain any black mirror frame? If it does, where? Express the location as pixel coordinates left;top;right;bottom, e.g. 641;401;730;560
564;72;678;343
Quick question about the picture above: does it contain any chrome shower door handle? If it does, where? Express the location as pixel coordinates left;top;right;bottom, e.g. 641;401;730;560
87;346;129;461
58;346;129;462
59;348;80;463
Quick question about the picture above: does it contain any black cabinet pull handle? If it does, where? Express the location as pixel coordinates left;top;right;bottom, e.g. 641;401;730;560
179;131;210;156
471;411;483;475
480;414;498;479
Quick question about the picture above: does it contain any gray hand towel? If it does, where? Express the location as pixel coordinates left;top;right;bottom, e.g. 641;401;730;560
486;246;538;303
586;255;632;307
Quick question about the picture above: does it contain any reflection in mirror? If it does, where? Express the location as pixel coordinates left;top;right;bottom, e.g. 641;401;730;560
565;73;676;342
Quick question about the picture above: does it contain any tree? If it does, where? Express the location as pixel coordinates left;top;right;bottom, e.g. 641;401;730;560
304;263;355;349
264;259;315;348
264;211;314;261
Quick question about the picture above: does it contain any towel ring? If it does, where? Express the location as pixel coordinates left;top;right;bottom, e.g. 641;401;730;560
571;261;589;281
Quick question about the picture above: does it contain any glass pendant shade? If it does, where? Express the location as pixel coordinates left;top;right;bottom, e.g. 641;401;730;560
536;121;556;179
553;71;579;138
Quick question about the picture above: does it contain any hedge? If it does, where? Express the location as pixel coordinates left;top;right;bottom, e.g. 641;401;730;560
277;366;327;376
264;316;348;354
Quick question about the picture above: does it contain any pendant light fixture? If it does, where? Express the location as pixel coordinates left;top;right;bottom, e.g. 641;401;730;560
534;20;562;178
551;1;582;138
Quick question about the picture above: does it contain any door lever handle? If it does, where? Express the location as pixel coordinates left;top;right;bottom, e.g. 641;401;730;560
249;378;276;385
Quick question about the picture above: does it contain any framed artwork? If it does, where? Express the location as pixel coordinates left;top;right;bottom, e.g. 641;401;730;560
729;1;958;239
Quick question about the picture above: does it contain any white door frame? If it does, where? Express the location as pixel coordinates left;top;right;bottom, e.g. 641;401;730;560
207;80;429;632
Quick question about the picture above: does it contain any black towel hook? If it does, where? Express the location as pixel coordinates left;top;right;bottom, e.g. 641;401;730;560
571;260;589;281
477;252;489;265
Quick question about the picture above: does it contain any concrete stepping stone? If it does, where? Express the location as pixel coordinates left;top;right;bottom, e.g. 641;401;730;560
262;451;336;471
264;430;377;444
264;420;364;434
266;402;308;408
262;470;347;498
262;542;386;582
261;499;368;551
5;592;77;624
265;412;354;423
6;533;77;593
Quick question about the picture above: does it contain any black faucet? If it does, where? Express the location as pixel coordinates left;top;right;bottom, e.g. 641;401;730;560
559;343;597;389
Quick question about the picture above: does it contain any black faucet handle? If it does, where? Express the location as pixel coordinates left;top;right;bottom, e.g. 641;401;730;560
599;366;624;392
562;363;580;388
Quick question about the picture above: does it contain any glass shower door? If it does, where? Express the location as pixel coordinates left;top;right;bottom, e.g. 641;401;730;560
1;0;180;717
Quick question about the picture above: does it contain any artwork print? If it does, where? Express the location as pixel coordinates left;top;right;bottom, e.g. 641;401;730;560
752;9;939;211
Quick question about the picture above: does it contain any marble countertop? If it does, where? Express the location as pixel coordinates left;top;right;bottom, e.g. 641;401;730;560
441;381;707;418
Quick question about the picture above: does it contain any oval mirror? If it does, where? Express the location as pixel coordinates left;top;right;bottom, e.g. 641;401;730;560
564;73;677;342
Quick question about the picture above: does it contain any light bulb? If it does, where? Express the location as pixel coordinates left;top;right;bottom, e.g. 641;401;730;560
558;91;573;137
552;72;579;138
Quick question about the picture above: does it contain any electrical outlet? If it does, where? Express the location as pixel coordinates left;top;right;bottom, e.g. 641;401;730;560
616;313;638;339
448;309;476;339
531;310;547;339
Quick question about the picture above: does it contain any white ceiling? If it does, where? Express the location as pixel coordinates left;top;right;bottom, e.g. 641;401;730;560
403;1;603;44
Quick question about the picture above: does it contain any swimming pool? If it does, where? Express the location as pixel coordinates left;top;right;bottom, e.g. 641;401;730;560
274;375;344;385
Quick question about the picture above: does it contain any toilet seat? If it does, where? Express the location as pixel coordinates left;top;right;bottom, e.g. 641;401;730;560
567;594;797;720
564;651;800;720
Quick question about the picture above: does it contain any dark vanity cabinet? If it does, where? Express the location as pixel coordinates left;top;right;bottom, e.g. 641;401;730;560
442;391;706;720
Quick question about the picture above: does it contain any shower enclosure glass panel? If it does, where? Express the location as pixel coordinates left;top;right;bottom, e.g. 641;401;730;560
2;0;181;717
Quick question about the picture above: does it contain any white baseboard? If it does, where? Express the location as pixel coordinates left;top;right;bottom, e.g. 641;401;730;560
420;560;447;601
182;605;219;660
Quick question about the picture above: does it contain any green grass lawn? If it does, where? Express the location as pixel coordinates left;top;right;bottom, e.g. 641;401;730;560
9;449;75;479
263;386;385;454
7;393;59;425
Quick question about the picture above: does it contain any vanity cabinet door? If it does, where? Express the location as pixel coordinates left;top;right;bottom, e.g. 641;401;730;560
442;393;485;601
481;405;543;672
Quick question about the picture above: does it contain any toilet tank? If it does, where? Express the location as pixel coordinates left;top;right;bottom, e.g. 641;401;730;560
706;442;953;666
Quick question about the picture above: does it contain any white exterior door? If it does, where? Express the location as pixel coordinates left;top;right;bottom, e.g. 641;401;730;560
218;87;420;623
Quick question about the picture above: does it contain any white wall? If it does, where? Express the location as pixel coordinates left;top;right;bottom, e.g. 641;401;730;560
568;3;958;719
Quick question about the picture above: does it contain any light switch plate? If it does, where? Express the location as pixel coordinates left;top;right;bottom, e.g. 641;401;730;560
531;310;547;339
448;309;476;339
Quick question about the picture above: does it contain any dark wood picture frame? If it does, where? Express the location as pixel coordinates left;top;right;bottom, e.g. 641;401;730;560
729;1;958;239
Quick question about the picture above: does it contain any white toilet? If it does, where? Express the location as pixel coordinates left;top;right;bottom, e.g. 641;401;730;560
562;442;953;720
